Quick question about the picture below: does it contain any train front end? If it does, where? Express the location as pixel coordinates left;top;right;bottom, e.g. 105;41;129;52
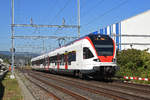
87;34;118;79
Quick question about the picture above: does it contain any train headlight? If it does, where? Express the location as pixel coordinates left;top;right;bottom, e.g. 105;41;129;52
93;59;100;62
112;58;117;63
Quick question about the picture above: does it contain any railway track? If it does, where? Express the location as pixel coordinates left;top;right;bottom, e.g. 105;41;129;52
32;70;150;100
19;69;150;100
29;73;89;100
17;69;62;100
25;75;61;100
20;69;89;100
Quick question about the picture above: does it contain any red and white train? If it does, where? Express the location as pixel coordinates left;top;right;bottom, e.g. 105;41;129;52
31;34;118;79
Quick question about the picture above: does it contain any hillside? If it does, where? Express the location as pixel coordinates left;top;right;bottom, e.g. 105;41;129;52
0;51;39;65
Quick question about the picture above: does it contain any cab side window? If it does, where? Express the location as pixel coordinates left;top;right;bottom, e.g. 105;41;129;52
83;47;94;59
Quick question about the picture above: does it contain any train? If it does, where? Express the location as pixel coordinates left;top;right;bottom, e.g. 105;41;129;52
31;33;118;79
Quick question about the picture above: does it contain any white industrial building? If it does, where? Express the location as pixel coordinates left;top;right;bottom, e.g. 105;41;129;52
94;10;150;52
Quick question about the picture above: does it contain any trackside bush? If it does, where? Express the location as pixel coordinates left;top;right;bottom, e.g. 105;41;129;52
116;49;150;81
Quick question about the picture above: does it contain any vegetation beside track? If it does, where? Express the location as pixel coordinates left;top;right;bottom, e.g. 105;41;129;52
116;49;150;84
1;72;23;100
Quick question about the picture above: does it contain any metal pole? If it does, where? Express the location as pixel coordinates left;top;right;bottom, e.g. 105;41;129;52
77;0;80;38
11;0;15;79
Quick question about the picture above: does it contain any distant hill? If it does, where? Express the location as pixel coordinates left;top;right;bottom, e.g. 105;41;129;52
0;51;11;56
0;51;40;65
0;51;39;57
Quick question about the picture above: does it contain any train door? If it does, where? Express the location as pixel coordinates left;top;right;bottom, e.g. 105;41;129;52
49;57;50;69
44;57;47;70
43;58;46;70
64;51;68;70
75;44;83;69
46;56;49;70
57;54;60;70
83;47;94;69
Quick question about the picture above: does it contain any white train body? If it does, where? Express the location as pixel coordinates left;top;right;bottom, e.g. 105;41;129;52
31;34;118;79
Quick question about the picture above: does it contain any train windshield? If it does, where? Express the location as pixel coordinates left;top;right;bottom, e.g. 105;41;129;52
89;34;114;56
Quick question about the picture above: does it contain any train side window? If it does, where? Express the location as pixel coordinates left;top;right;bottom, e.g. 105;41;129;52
72;51;76;61
32;61;34;66
43;58;46;66
60;54;64;65
51;56;57;66
83;47;94;59
39;59;42;64
60;54;63;65
67;51;76;65
68;52;72;65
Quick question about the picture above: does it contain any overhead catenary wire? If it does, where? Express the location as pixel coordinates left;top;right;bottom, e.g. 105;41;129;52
81;0;105;18
49;0;71;24
83;0;128;26
82;1;148;36
80;0;90;10
48;0;58;15
79;0;129;35
11;0;81;55
70;0;105;28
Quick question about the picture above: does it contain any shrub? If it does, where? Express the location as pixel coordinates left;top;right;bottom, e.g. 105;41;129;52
116;49;150;79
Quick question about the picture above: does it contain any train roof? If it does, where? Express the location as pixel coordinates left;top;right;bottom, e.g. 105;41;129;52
65;33;111;46
31;33;111;62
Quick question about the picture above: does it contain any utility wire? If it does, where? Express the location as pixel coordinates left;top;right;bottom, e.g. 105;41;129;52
49;0;71;24
54;27;63;35
83;0;128;26
71;0;105;26
80;0;90;10
81;0;105;17
81;0;140;35
71;0;105;24
48;0;58;14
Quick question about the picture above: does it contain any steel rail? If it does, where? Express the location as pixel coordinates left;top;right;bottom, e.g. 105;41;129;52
33;71;150;100
25;75;61;100
29;73;88;100
33;71;127;100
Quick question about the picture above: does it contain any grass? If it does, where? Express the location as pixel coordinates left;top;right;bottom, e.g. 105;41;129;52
1;72;23;100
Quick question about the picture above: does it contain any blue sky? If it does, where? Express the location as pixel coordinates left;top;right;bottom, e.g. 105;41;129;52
0;0;150;53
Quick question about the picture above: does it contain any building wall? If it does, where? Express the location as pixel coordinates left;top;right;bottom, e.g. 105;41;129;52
96;10;150;52
121;10;150;51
